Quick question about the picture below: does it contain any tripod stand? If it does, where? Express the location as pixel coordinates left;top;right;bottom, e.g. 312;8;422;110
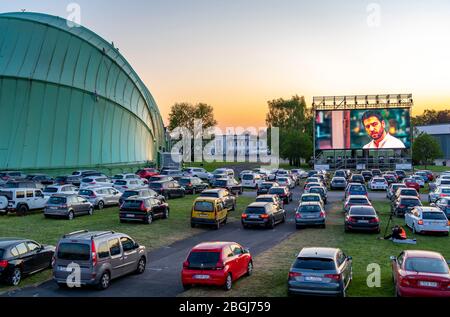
380;211;394;239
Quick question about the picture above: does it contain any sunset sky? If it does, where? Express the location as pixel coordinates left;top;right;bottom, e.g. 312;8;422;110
2;0;450;129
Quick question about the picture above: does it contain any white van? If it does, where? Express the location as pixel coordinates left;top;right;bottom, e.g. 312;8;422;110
241;173;263;189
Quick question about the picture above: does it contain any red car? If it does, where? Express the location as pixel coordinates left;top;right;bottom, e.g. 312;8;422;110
391;250;450;297
136;168;159;179
181;242;253;291
403;178;420;192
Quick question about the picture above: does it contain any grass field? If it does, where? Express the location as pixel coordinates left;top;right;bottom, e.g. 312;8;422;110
0;194;255;293
181;200;450;297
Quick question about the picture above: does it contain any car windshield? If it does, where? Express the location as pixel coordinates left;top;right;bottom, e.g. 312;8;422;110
194;201;214;212
188;251;220;269
401;190;416;196
214;180;227;187
43;187;58;193
81;178;93;183
57;243;90;261
349;198;369;204
334;179;345;183
405;258;449;274
269;188;284;194
256;198;273;203
114;180;127;185
242;174;254;180
441;180;450;185
298;205;321;213
48;196;67;204
302;196;319;202
199;192;219;198
293;257;335;270
0;249;4;259
310;188;323;194
149;183;163;189
149;176;163;182
422;212;447;220
245;206;266;214
350;208;375;216
122;191;139;198
260;183;273;188
112;175;123;179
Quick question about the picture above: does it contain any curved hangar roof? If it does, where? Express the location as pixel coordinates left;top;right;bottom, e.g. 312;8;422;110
0;12;164;169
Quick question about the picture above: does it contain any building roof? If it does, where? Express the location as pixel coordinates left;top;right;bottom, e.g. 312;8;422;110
416;124;450;135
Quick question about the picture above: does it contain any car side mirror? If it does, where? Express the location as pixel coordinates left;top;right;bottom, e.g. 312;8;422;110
243;248;250;254
134;243;140;249
430;203;436;207
390;256;397;261
447;260;450;266
347;256;352;261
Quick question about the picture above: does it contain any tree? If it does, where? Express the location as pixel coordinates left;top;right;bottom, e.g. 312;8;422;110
266;95;313;166
168;102;217;132
412;133;443;168
411;109;450;126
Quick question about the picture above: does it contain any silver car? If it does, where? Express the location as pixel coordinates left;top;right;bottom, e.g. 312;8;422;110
53;230;146;289
295;202;326;229
405;206;449;235
78;186;122;209
44;194;93;220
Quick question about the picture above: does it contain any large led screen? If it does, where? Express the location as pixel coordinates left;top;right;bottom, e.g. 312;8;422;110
315;108;411;150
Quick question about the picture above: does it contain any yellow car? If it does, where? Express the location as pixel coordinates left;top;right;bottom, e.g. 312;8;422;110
191;197;228;229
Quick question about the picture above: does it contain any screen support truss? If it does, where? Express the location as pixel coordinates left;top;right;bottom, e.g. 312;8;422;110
312;94;413;111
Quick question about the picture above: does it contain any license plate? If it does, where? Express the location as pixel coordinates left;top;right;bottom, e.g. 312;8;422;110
193;275;210;280
305;215;315;218
198;213;209;217
249;215;259;219
58;266;72;272
419;281;437;287
305;276;323;282
358;220;369;223
126;214;135;218
50;206;58;210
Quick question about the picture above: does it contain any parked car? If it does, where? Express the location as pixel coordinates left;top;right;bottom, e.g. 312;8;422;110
405;206;449;235
411;175;425;188
212;178;243;195
80;176;112;189
119;196;169;224
330;177;348;190
394;188;419;202
113;179;147;193
300;193;324;207
344;206;380;233
387;183;407;200
25;174;54;186
428;186;450;203
0;171;27;183
403;178;420;192
255;194;284;209
344;183;368;200
1;180;44;190
304;182;322;193
198;188;236;211
391;250;450;297
182;167;212;180
276;176;295;189
191;197;228;229
268;186;292;204
0;238;54;286
371;169;382;177
432;197;450;219
54;175;80;186
239;170;254;180
368;177;388;191
78;186;122;209
415;171;430;183
350;174;365;184
0;188;47;215
53;230;146;289
159;169;183;178
291;169;308;179
44;194;93;220
287;247;352;297
309;186;328;204
149;180;185;199
334;170;347;179
256;181;278;195
181;242;252;291
43;185;78;199
112;173;144;183
394;170;407;181
241;173;263;189
295;202;326;229
241;202;285;229
211;168;235;179
391;196;423;217
343;195;371;213
305;177;322;187
361;171;373;182
119;187;163;205
178;177;208;194
148;175;173;183
429;178;450;192
383;174;398;185
71;170;100;178
136;167;159;179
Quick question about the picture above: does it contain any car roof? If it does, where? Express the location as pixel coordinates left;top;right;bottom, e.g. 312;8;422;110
248;202;271;207
194;196;220;202
415;207;443;213
201;189;222;193
347;195;369;199
298;202;322;206
404;250;444;259
298;247;338;259
60;230;117;241
191;241;234;251
0;238;29;248
256;194;276;199
51;193;78;197
399;195;419;200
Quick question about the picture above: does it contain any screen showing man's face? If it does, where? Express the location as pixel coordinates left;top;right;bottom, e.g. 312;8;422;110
363;116;385;140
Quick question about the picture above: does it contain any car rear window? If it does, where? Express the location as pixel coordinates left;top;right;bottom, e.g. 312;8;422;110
302;196;319;202
57;243;90;261
441;180;450;185
243;174;254;180
188;251;221;269
350;208;376;216
112;175;124;180
114;180;127;185
405;258;449;274
179;178;192;185
79;189;93;196
293;257;336;270
310;188;323;194
402;190;416;195
81;178;93;183
268;188;284;194
194;201;214;212
149;183;163;189
48;196;67;204
374;179;385;183
422;212;447;220
349;198;369;204
122;200;143;208
400;198;421;206
299;205;321;213
245;206;266;214
442;188;450;194
43;187;58;193
260;183;273;188
214;180;227;187
122;191;139;198
256;198;273;203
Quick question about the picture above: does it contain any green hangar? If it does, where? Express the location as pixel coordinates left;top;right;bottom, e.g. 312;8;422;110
0;12;165;171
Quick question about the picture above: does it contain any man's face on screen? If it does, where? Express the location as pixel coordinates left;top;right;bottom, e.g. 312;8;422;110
363;116;385;140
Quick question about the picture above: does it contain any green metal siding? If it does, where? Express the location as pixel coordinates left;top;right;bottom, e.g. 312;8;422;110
0;12;164;170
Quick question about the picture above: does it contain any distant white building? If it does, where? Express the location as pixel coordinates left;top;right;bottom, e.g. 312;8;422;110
416;124;450;166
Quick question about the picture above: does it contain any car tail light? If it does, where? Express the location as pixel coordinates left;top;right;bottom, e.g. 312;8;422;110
241;213;248;219
260;214;269;219
0;260;8;268
369;217;379;223
347;216;356;223
61;204;68;209
295;213;301;219
91;240;97;267
441;194;447;197
90;193;97;198
140;202;146;211
215;262;225;270
289;272;302;279
325;274;341;281
183;261;189;268
399;205;406;209
319;211;325;218
122;186;128;189
418;220;424;225
90;182;96;184
399;276;416;287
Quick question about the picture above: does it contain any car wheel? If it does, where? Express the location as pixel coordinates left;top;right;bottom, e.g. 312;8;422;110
268;218;275;229
17;205;28;216
7;267;22;286
215;221;220;230
282;214;286;223
296;224;302;230
231;203;236;211
190;222;196;228
183;283;192;291
339;287;346;297
163;208;169;219
145;214;153;224
224;273;232;291
192;188;196;195
135;257;146;274
97;272;111;290
246;261;253;276
88;207;93;216
67;211;74;220
57;282;68;289
97;200;104;210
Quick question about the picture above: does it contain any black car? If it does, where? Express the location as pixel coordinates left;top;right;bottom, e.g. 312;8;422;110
361;171;373;182
350;174;365;185
0;238;54;286
198;188;236;211
178;177;208;194
257;182;277;195
344;206;380;233
149;181;185;199
371;169;382;177
25;174;54;186
383;174;398;185
268;186;292;204
241;202;286;229
119;187;163;205
119;196;170;224
212;178;243;195
391;196;422;217
395;170;407;181
54;175;79;186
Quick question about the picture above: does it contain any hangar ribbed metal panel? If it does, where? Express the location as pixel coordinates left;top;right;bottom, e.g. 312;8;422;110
0;12;165;170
